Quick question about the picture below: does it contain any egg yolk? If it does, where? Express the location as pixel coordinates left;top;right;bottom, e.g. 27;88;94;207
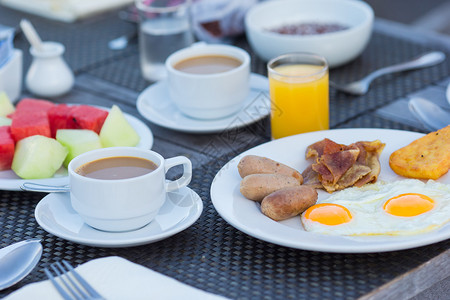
383;193;434;217
303;203;352;225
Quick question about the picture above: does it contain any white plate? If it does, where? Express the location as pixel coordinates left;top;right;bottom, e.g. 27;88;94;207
0;105;154;191
35;186;203;247
210;128;450;253
136;73;270;133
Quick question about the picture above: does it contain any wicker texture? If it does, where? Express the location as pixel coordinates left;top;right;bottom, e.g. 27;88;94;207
0;6;449;300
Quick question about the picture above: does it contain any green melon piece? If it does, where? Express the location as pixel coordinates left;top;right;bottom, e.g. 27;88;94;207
0;92;15;117
99;105;140;147
56;129;102;167
0;116;12;126
12;135;68;179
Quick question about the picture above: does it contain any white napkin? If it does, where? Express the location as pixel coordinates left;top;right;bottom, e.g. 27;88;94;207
0;0;134;23
5;256;229;300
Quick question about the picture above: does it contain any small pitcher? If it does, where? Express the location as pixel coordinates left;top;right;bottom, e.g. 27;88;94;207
25;41;74;97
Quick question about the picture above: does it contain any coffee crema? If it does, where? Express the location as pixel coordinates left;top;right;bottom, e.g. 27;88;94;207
173;55;242;74
76;156;158;180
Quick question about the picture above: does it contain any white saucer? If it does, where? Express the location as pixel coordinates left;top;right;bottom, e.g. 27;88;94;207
35;187;203;248
136;73;270;133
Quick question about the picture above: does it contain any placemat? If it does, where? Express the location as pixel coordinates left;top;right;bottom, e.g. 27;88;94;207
0;150;449;300
1;7;449;300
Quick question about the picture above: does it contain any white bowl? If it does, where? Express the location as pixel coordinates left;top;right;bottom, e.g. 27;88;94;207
245;0;374;67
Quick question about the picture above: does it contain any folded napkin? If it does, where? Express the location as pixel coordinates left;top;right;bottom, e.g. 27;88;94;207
0;0;134;22
5;256;229;300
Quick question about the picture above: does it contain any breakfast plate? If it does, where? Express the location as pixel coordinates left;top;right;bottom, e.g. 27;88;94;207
136;73;270;133
210;128;450;253
0;105;154;191
35;186;203;247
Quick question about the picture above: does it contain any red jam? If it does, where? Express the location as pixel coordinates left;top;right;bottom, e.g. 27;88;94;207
268;23;349;35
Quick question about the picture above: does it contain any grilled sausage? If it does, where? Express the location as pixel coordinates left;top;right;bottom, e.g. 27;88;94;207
238;155;303;183
240;173;301;202
261;185;318;221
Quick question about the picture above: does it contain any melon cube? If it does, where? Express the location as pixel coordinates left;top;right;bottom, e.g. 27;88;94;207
10;111;51;142
71;105;108;134
0;116;12;126
0;92;15;117
48;104;77;137
12;135;68;179
56;129;102;167
100;105;140;147
0;126;15;170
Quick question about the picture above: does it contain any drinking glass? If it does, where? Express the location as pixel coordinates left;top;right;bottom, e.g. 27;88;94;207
135;0;194;81
268;53;329;139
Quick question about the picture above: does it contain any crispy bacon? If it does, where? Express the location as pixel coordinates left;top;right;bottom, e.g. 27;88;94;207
301;165;322;189
352;141;385;187
303;138;385;192
305;138;345;159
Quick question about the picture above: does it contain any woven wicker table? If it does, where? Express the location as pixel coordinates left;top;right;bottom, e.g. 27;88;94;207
0;5;449;300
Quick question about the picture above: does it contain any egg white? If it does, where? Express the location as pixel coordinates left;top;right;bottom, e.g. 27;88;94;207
301;179;450;236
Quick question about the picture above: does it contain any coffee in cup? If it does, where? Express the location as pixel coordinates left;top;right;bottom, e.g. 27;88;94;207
166;43;251;120
68;147;192;232
75;156;158;180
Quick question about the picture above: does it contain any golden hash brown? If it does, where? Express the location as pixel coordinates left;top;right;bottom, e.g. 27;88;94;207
389;125;450;180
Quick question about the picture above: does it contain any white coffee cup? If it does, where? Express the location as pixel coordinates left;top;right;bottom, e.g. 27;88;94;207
68;147;192;232
166;43;250;119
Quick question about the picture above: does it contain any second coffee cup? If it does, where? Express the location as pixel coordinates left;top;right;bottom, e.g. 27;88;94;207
166;43;250;120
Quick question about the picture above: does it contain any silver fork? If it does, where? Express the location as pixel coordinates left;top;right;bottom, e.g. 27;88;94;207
44;260;105;300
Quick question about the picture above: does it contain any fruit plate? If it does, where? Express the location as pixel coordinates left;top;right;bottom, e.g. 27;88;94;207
210;128;450;253
0;105;154;191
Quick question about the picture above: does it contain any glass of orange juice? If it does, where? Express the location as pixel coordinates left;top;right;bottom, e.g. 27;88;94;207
268;53;329;139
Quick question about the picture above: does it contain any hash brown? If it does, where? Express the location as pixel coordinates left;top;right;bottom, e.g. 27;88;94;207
389;125;450;179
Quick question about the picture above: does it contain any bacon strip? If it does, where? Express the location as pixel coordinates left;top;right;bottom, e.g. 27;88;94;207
303;138;385;192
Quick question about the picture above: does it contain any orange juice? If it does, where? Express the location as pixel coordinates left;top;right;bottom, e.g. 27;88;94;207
269;64;329;139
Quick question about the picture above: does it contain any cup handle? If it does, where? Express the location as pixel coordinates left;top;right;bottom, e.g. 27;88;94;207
164;156;192;192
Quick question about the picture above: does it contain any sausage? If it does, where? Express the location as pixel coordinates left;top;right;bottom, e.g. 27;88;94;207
240;173;301;202
237;155;303;183
261;186;318;221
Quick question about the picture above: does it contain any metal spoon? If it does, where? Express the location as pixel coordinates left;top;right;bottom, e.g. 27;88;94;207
408;97;450;131
21;182;70;193
331;51;446;96
0;239;42;290
19;19;44;52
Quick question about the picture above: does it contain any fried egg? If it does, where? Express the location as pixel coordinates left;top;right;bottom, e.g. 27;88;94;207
301;179;450;236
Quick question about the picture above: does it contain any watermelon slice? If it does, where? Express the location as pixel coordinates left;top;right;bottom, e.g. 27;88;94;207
0;126;14;170
10;111;51;142
48;104;77;138
70;105;108;134
14;98;55;115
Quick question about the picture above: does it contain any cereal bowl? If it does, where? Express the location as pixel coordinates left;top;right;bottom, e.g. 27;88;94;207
245;0;374;67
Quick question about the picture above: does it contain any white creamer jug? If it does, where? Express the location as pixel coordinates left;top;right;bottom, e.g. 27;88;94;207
25;41;74;97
